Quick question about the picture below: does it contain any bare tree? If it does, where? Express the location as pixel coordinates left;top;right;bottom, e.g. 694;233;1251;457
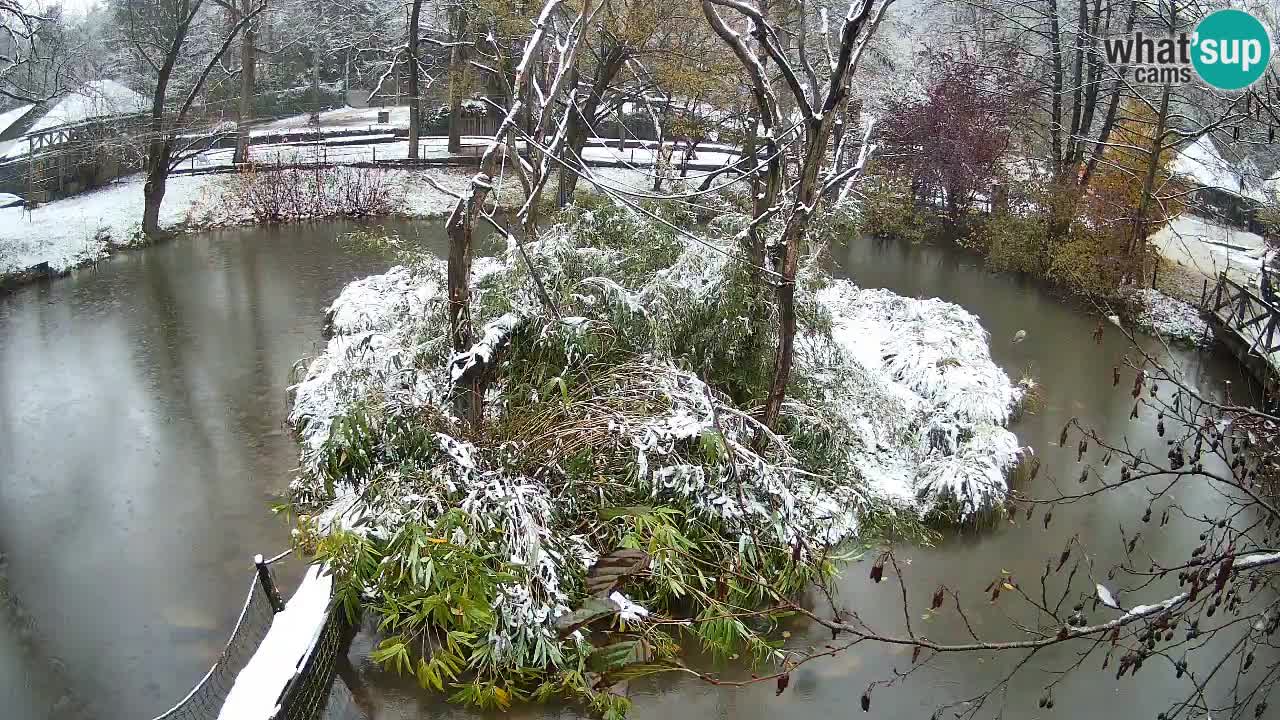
113;0;265;237
0;1;73;103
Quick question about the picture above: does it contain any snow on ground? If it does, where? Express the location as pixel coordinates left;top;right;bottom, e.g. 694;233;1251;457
250;105;413;136
0;174;223;274
1124;288;1212;346
0;160;660;280
216;565;333;720
1150;213;1266;287
183;137;740;174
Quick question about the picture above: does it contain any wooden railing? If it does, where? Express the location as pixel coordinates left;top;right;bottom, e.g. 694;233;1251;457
1207;273;1280;356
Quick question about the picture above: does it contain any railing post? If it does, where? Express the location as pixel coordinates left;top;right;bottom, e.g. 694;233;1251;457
255;554;286;613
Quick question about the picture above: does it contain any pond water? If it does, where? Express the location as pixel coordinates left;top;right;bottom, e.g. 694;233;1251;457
0;223;1263;719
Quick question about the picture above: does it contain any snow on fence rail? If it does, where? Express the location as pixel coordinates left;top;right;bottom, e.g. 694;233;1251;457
150;552;348;720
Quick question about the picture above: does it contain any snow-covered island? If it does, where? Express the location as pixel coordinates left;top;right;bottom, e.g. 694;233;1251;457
283;200;1027;709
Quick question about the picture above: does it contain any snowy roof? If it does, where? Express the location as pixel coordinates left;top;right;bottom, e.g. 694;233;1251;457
0;104;34;136
27;80;145;134
1172;135;1268;203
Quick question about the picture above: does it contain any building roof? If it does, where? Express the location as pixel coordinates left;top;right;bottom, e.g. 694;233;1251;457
0;104;35;137
27;80;145;134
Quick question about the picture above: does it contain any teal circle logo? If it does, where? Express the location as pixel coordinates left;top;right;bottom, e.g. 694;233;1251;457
1192;9;1271;90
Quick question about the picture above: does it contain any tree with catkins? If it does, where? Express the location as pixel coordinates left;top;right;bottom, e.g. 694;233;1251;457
726;334;1280;720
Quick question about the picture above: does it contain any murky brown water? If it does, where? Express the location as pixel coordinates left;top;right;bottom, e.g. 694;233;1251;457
0;226;1264;719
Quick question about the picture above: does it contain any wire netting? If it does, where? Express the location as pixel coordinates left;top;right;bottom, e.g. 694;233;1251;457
276;602;349;720
151;576;277;720
150;556;349;720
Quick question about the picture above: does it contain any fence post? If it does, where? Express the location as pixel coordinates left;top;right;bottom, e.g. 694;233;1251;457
255;554;286;613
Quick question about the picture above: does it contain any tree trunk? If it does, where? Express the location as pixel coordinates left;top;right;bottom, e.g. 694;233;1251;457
142;138;172;237
447;6;469;154
1129;83;1171;278
310;3;322;126
561;44;626;197
233;0;256;165
407;0;422;159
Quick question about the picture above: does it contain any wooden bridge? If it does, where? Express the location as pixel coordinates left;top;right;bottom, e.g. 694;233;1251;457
1203;272;1280;397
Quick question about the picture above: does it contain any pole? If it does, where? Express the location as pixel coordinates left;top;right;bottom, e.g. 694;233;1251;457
255;554;286;613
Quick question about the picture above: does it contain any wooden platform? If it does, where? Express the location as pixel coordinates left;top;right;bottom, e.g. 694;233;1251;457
1204;273;1280;398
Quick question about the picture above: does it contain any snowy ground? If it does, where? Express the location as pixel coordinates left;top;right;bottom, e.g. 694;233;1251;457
0;158;671;279
1150;213;1267;289
183;136;741;174
1124;287;1212;346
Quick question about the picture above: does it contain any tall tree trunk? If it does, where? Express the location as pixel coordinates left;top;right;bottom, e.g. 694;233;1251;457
142;136;173;237
407;0;423;160
310;3;322;126
561;44;626;197
447;5;469;154
1129;83;1171;280
233;0;256;164
1047;0;1064;181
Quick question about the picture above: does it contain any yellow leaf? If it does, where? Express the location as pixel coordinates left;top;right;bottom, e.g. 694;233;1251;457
1002;582;1015;591
427;537;448;544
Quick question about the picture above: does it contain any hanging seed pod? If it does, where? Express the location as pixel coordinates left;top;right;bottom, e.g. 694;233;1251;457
775;672;790;696
1026;504;1035;521
1256;702;1268;719
1243;651;1254;672
1103;650;1111;669
1128;534;1140;553
1149;383;1157;398
1079;468;1088;484
931;586;946;610
912;645;922;664
1121;466;1132;483
1113;366;1120;386
1213;557;1233;593
1060;420;1071;447
1157;420;1165;437
1175;658;1187;678
1234;125;1241;140
1057;546;1071;571
1208;604;1217;617
1038;693;1050;708
1131;403;1140;419
1165;630;1174;641
1078;439;1088;461
1142;506;1152;523
1043;509;1053;529
991;583;1002;601
869;556;885;583
860;691;871;712
1110;627;1121;643
1030;458;1042;481
1103;450;1112;466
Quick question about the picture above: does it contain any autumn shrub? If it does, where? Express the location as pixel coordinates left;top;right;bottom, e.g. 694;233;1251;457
856;172;926;243
220;163;403;223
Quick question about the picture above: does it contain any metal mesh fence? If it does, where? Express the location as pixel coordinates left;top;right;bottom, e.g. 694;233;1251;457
151;576;278;720
150;555;348;720
276;601;348;720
